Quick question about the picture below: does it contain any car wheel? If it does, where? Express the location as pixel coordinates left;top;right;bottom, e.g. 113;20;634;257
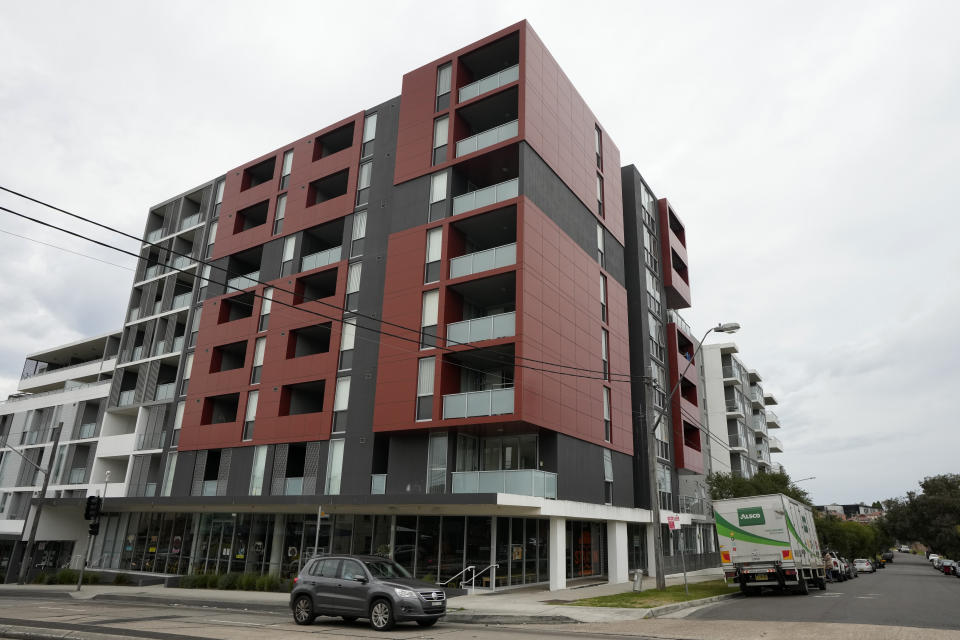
342;616;357;623
292;594;315;626
370;599;394;632
417;618;438;627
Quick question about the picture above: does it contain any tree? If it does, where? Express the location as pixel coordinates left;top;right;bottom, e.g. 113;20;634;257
876;474;960;558
707;470;812;505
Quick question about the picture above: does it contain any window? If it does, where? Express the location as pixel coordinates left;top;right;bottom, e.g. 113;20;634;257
333;377;350;432
600;274;608;323
173;400;185;432
596;223;605;267
161;452;177;497
594;125;603;170
206;221;218;259
213;180;225;218
339;317;356;371
656;463;672;510
197;264;212;301
420;290;439;349
180;353;194;396
602;387;611;442
416;357;435;420
646;269;662;315
273;194;286;235
259;287;273;331
325;439;344;495
432;116;448;165
601;329;609;381
249;445;267;496
361;112;377;158
189;306;202;347
603;449;613;504
243;390;258;441
426;432;447;493
345;262;362;311
648;312;664;361
281;236;296;276
279;149;293;189
643;226;658;274
428;172;448;221
436;63;452;111
351;210;367;258
251;337;265;384
356;161;372;206
425;227;442;283
596;174;604;218
651;362;667;410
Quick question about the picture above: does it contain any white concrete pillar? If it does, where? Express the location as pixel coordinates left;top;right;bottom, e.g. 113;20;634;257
645;522;658;578
607;521;629;584
549;517;566;591
269;514;286;576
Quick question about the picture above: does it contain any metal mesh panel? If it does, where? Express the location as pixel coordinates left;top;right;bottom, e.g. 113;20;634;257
271;444;288;495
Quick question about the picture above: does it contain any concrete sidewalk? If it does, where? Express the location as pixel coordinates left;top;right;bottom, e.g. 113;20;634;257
0;567;725;624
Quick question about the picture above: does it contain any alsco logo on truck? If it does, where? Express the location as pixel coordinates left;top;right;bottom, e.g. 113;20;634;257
737;507;766;526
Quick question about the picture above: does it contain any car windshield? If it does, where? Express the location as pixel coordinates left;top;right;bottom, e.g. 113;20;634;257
363;558;412;579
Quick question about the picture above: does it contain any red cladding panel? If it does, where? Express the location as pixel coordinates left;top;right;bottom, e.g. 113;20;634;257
519;200;632;454
658;199;692;309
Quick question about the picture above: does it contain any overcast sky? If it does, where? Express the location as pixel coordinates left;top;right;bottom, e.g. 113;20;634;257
1;1;957;505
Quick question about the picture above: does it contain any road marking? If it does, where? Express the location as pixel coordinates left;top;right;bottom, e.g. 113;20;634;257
38;606;86;612
207;619;265;627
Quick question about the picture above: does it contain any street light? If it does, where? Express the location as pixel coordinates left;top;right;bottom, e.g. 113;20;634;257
793;476;816;483
646;322;739;590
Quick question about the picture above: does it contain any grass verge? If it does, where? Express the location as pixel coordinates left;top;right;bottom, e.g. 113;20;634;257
567;579;731;608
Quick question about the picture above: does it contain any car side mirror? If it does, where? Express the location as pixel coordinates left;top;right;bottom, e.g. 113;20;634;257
355;576;368;584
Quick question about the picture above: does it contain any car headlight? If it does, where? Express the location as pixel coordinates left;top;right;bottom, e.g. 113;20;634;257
394;588;417;598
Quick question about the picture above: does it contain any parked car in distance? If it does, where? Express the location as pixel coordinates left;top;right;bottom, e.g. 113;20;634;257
899;545;911;552
842;557;857;578
289;555;446;631
824;551;844;581
854;559;874;573
882;551;894;562
929;554;940;564
939;559;955;575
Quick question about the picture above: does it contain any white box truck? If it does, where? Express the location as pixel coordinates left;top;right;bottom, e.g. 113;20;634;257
714;493;826;595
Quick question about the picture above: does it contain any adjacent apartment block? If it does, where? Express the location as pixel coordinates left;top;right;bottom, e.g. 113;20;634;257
701;343;783;479
0;21;720;588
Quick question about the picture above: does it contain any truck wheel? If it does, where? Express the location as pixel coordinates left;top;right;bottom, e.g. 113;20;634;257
739;583;752;597
819;578;827;590
796;578;809;595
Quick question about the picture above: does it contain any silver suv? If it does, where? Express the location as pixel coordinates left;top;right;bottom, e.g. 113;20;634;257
290;555;446;631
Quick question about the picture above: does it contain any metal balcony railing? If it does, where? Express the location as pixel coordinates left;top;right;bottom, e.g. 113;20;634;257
678;495;711;516
300;246;342;272
143;264;162;280
135;431;166;450
668;309;692;337
451;469;557;499
455;120;519;157
446;311;515;346
452;178;518;216
226;271;259;291
766;410;781;426
449;243;516;279
442;387;514;419
458;64;519;103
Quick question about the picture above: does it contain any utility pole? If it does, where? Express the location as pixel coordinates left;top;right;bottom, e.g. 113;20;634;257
17;422;62;585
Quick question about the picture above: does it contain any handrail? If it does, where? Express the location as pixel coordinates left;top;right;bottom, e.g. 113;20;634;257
469;563;499;591
437;565;475;586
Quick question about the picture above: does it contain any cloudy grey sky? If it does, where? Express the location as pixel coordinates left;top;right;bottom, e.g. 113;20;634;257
1;1;957;505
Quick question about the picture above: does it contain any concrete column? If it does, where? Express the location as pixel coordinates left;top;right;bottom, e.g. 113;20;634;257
548;517;566;591
645;522;658;578
606;521;629;584
269;514;286;576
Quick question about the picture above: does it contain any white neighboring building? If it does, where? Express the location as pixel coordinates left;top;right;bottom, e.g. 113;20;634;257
701;343;783;479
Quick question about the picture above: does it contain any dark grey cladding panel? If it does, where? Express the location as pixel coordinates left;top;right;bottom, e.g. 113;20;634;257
519;143;626;288
259;237;283;283
203;257;229;300
385;433;429;495
555;434;604;504
170;449;196;498
612;449;635;508
338;97;401;495
227;445;254;497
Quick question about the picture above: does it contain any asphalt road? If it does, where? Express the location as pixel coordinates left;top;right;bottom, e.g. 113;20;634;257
687;551;960;630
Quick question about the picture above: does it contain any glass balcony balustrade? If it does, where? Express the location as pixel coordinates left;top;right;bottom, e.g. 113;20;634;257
458;64;520;103
67;467;86;484
118;390;136;406
370;474;386;495
455;120;519;158
300;246;342;272
442;387;514;419
452;178;518;216
449;243;516;279
154;383;175;401
451;469;557;499
226;271;259;291
446;311;515;346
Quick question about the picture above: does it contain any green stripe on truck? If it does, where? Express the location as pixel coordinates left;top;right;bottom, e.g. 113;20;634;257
715;512;789;547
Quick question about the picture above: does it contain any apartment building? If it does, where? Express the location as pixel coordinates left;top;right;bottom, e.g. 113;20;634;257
701;343;784;479
0;21;720;588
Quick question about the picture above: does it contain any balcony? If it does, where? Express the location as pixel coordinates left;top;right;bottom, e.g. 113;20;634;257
668;310;692;338
724;399;744;417
370;474;386;495
678;495;711;516
227;271;259;292
456;120;518;158
78;423;96;439
172;291;192;309
143;264;162;280
143;482;158;497
145;228;164;243
67;467;87;485
154;383;176;402
171;255;195;271
766;410;781;428
458;63;519;103
728;434;748;451
769;436;783;453
283;477;304;496
721;365;742;385
118;390;136;406
179;212;203;230
442;387;514;419
201;480;217;496
452;178;518;216
451;469;556;499
135;431;166;451
750;388;765;407
300;246;342;273
450;243;516;279
446;311;515;346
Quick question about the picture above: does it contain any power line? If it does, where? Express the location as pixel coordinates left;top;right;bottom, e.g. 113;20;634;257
0;185;641;382
0;227;133;271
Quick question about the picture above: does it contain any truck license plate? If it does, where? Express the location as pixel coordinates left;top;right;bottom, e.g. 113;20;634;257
754;574;768;581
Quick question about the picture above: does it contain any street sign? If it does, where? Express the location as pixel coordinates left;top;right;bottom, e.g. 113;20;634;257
667;516;680;531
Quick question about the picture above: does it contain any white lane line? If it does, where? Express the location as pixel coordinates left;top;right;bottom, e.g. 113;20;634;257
38;606;86;611
207;619;265;627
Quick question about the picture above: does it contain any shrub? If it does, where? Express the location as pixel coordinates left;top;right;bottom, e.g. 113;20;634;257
83;573;100;585
277;578;293;593
217;572;241;590
31;572;52;585
238;573;259;591
54;569;79;585
256;574;280;592
112;573;132;586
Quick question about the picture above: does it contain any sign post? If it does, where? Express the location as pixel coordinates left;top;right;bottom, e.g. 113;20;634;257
667;516;689;595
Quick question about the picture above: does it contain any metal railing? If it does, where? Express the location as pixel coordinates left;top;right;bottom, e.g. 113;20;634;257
442;387;514;419
451;469;557;499
455;120;519;157
143;264;162;279
449;243;516;279
171;255;195;270
466;563;499;591
446;311;515;346
769;436;783;452
370;474;386;495
458;64;519;102
725;399;743;413
678;495;712;516
668;309;692;337
226;271;259;291
452;178;518;216
20;357;103;381
3;381;111;405
300;246;342;272
766;410;780;426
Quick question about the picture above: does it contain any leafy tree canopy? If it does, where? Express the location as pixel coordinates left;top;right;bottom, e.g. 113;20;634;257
707;470;811;506
878;474;960;558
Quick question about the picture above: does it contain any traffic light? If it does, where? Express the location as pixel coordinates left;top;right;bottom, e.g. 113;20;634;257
83;496;102;521
88;522;100;536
